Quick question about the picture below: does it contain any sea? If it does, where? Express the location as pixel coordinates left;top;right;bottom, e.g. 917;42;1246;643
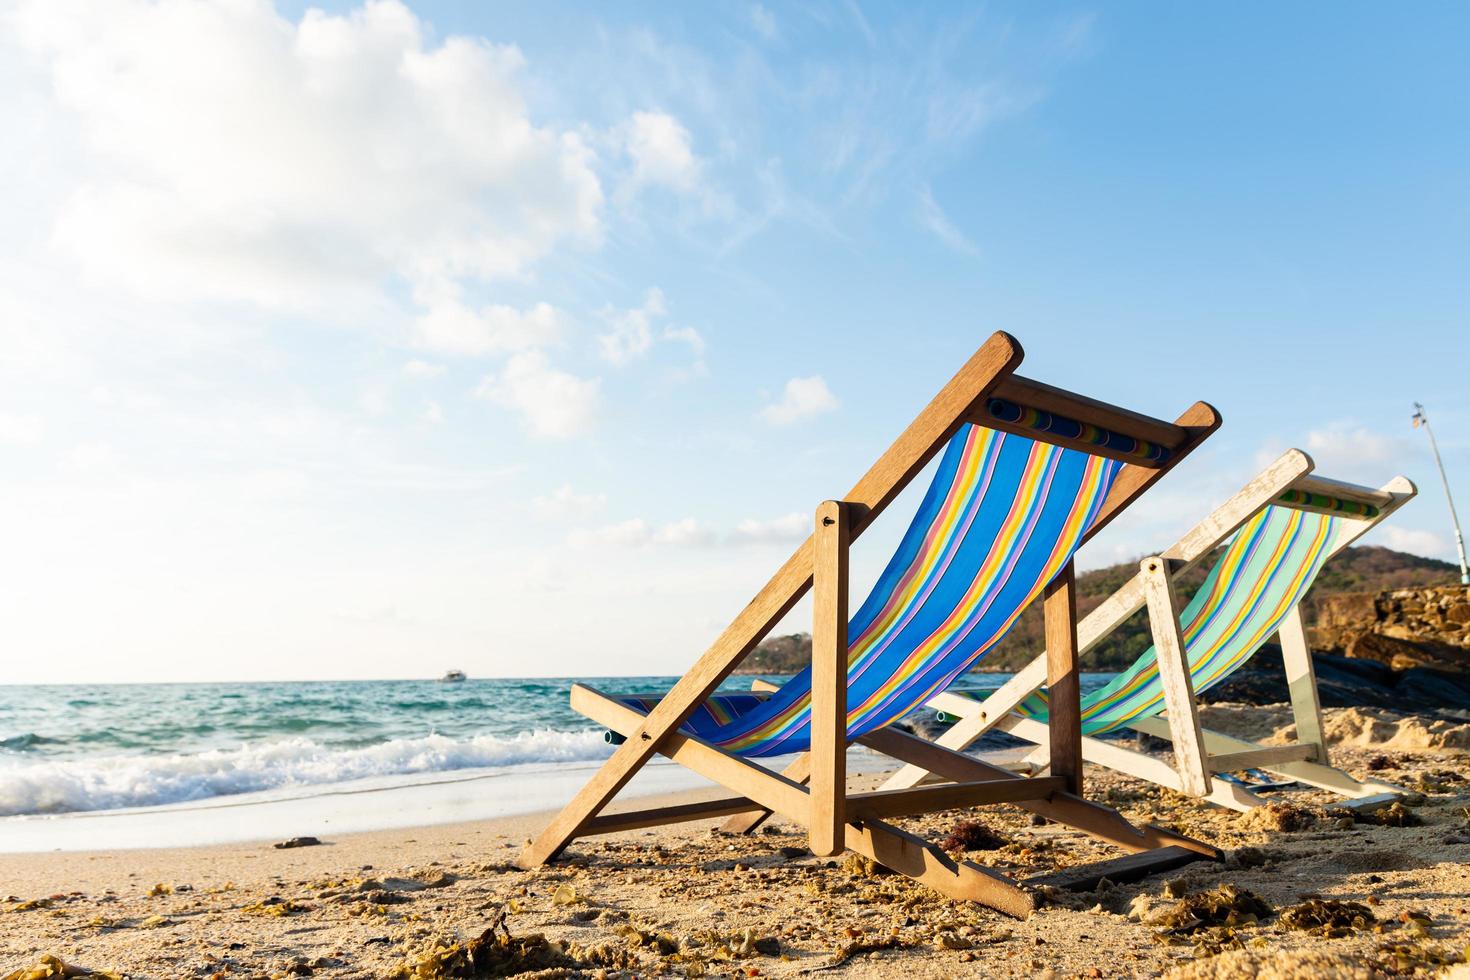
0;674;1116;850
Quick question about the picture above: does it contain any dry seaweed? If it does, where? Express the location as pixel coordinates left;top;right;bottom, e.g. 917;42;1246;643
1328;801;1423;828
938;819;1007;853
391;927;575;978
1373;940;1467;975
1150;885;1274;937
1364;801;1422;827
1;956;121;980
1238;802;1317;833
6;898;53;912
801;936;908;973
1413;769;1465;794
841;854;887;878
391;908;639;979
242;897;311;917
1279;899;1376;937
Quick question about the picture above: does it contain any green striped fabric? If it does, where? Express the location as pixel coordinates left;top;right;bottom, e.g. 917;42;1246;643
1016;505;1340;735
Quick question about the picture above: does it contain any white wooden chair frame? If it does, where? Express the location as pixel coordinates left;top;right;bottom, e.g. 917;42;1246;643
880;449;1417;811
520;332;1226;917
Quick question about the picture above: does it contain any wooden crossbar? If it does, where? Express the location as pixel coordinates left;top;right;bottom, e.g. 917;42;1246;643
990;375;1188;457
1207;745;1318;773
584;797;760;835
1293;474;1395;509
847;777;1066;820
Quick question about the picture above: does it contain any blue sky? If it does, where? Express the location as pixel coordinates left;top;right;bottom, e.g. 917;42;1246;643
1;1;1466;683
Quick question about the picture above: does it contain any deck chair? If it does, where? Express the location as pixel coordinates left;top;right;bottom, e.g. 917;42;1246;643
881;448;1417;812
520;331;1224;917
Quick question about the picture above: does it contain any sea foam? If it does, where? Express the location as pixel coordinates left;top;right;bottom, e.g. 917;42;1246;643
0;728;611;816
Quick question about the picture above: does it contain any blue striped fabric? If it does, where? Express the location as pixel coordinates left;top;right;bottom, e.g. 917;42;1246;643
617;425;1122;757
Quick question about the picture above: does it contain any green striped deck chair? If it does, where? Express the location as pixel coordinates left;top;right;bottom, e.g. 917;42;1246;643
521;332;1225;916
885;449;1416;812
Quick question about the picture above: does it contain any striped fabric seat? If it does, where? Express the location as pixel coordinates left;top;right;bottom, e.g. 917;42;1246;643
1016;505;1340;735
620;425;1123;757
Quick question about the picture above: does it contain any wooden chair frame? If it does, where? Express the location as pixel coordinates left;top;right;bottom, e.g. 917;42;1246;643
880;449;1418;812
520;331;1224;916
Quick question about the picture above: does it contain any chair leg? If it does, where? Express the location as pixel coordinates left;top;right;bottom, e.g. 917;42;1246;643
809;500;850;856
1279;604;1327;763
1044;562;1083;795
1141;557;1211;796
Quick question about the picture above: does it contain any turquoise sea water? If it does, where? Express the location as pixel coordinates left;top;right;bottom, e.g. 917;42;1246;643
0;674;1116;817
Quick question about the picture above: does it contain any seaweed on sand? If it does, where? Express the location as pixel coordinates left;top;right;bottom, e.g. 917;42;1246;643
1;955;121;980
1150;885;1274;940
1279;899;1376;938
938;820;1008;853
391;906;637;978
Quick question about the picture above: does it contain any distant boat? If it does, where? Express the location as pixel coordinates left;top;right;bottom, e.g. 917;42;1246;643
440;669;467;683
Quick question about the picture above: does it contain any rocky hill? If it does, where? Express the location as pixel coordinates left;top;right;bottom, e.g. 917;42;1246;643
736;545;1460;675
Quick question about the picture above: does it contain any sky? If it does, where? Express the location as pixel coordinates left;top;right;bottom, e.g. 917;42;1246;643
1;1;1467;684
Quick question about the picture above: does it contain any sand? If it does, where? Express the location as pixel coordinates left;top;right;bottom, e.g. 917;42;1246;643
3;706;1469;979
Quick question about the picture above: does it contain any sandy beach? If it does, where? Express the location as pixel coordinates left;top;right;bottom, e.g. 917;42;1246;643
3;704;1468;979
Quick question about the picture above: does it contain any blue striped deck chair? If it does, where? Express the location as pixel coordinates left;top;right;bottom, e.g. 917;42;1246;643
886;449;1417;813
522;332;1225;916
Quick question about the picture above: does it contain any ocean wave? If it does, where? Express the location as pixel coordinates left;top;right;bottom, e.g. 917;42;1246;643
0;728;611;816
0;733;60;753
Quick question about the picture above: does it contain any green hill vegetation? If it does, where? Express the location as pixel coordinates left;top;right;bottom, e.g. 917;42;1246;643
737;545;1459;674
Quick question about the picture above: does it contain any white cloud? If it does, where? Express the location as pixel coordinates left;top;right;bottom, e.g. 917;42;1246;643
0;412;43;446
761;375;839;426
9;0;603;313
598;287;666;365
569;516;712;549
1376;526;1450;560
570;517;651;549
595;287;705;375
733;512;808;544
663;324;706;356
1306;427;1410;466
1302;426;1416;484
623;111;701;194
653;517;715;547
534;484;608;518
403;359;445;379
916;184;978;256
415;298;562;356
421;400;444;425
476;351;600;439
750;4;778;40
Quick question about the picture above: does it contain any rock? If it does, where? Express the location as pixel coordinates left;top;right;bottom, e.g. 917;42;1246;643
1202;644;1470;713
273;837;322;849
1347;631;1470;673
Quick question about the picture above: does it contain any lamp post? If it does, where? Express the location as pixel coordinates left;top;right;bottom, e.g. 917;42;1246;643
1412;402;1469;585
